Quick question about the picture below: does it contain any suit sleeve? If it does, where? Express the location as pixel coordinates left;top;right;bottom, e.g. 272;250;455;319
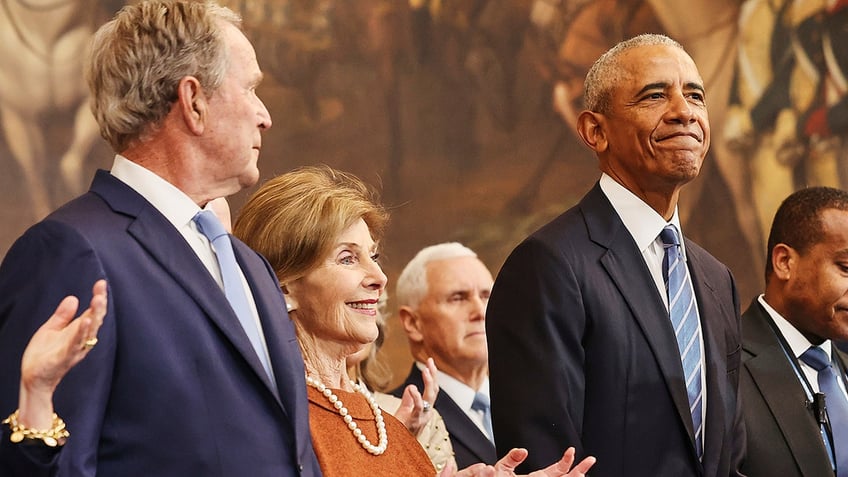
487;236;587;472
0;427;61;477
0;220;113;477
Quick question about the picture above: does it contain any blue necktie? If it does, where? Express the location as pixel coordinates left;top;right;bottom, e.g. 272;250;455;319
660;225;704;460
194;210;275;384
471;392;495;444
800;346;848;476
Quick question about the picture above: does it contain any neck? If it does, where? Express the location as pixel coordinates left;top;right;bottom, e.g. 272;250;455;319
763;290;826;346
297;328;357;391
122;132;237;207
414;350;487;391
601;169;682;220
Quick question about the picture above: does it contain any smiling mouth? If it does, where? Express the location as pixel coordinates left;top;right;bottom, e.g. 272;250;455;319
347;300;378;312
658;132;702;143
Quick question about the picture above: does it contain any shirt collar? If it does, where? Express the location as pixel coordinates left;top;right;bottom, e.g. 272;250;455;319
599;173;686;256
416;361;489;411
110;155;202;229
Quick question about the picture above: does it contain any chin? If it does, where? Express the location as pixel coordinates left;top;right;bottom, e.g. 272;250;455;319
240;169;261;188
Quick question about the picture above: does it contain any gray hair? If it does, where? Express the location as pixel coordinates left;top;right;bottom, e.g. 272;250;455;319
395;242;477;309
583;34;684;113
86;0;242;152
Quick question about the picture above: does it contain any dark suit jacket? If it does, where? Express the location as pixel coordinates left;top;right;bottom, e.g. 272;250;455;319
392;365;497;468
486;183;745;476
0;430;59;477
0;171;321;477
740;299;838;477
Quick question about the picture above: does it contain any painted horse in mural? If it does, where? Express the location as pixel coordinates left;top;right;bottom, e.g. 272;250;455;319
0;0;119;220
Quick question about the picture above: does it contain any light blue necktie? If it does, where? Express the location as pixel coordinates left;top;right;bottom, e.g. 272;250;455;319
194;210;275;384
800;346;848;476
471;392;495;444
660;225;704;460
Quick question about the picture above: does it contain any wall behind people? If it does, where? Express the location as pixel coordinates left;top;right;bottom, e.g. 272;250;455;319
1;0;844;387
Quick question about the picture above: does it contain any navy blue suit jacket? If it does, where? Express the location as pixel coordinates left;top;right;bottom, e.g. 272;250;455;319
392;365;497;468
0;171;321;476
486;182;745;476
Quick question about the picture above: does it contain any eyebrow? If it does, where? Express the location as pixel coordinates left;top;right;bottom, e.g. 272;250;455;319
335;242;378;253
635;81;706;96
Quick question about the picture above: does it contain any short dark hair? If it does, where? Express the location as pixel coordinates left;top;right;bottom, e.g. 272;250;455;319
765;186;848;280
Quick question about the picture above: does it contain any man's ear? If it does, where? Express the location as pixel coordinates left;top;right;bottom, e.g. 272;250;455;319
398;306;424;343
771;243;795;281
176;76;207;135
576;110;608;153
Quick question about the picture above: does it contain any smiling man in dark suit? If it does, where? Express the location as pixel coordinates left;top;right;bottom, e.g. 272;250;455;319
392;242;497;468
486;34;745;476
0;2;320;476
741;186;848;477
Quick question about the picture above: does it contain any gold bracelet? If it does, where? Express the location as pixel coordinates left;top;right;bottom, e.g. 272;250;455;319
2;410;69;447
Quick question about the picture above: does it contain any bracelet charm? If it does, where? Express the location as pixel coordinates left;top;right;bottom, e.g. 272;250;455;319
3;410;69;447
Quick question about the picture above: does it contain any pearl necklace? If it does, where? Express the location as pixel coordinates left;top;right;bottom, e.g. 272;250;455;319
305;376;388;455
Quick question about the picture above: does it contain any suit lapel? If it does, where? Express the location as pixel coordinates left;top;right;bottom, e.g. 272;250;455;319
686;245;727;472
92;172;284;406
744;303;834;476
405;366;496;463
582;186;698;447
435;390;497;462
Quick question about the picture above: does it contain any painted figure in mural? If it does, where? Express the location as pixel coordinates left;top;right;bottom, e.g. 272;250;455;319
726;0;848;265
487;34;746;476
0;0;122;220
0;2;322;475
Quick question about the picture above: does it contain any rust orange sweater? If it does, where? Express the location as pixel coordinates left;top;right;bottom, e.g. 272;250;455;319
307;386;436;477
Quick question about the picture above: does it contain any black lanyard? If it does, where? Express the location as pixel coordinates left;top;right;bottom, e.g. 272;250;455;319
764;314;837;470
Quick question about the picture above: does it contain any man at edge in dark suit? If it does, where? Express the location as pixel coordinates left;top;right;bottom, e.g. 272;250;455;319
740;186;848;477
0;2;321;475
486;34;745;476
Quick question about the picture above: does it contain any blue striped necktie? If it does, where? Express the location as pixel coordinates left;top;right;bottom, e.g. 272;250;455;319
660;225;704;460
194;210;275;384
800;346;848;476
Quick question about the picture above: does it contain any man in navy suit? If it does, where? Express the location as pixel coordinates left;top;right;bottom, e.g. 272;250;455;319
487;34;745;476
392;242;497;468
0;2;321;475
740;186;848;477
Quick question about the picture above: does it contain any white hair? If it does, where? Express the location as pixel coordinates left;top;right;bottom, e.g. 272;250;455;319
584;33;684;113
395;242;477;309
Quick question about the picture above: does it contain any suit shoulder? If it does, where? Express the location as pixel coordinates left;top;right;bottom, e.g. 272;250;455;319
685;238;733;275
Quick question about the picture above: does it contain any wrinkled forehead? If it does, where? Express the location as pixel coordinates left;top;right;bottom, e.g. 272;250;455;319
425;256;493;289
617;44;703;87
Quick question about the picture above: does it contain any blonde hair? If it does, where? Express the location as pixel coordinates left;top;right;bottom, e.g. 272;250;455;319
233;165;388;286
86;0;241;152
